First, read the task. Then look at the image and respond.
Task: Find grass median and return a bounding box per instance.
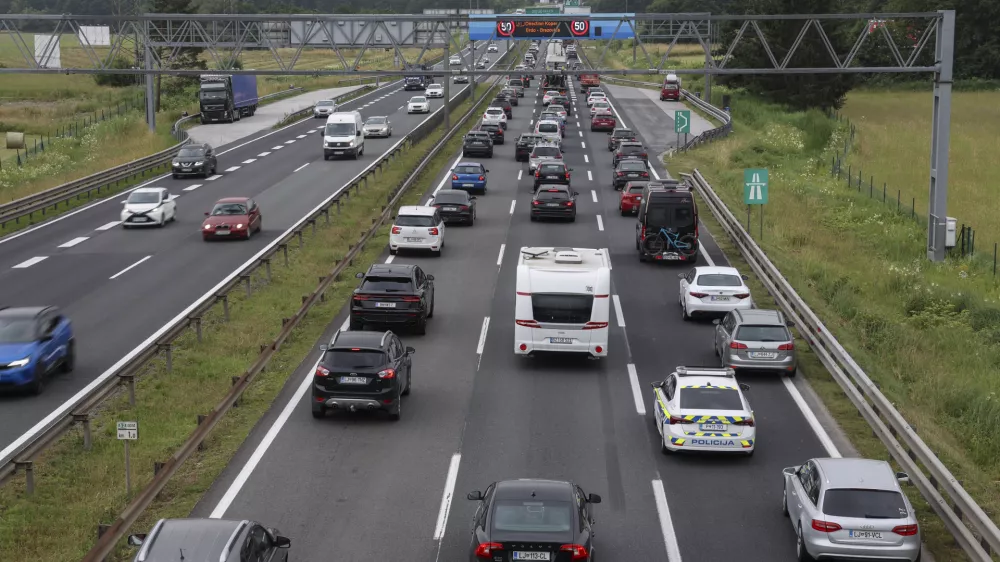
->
[668,86,998,562]
[0,74,504,562]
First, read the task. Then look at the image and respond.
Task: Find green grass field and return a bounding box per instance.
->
[669,86,1000,562]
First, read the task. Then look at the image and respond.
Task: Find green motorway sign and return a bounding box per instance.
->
[674,109,691,134]
[743,168,769,205]
[526,7,561,13]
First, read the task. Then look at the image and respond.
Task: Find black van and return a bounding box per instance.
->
[635,181,699,263]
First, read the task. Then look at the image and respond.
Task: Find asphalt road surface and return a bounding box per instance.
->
[195,47,852,562]
[0,42,509,456]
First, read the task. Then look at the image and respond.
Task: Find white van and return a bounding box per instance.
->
[514,247,611,358]
[323,111,365,160]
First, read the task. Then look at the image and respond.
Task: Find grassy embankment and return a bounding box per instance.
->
[0,73,503,562]
[664,81,1000,561]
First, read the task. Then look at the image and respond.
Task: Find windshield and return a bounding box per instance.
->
[199,90,227,100]
[646,203,695,228]
[696,274,742,287]
[492,500,572,534]
[211,203,247,216]
[127,191,161,204]
[509,80,523,86]
[325,123,356,136]
[434,193,468,205]
[0,318,35,343]
[540,113,560,121]
[395,215,436,227]
[455,165,483,175]
[536,190,569,201]
[177,148,206,158]
[620,161,647,171]
[486,109,502,115]
[428,84,441,89]
[538,123,558,133]
[323,349,386,370]
[366,117,386,124]
[546,91,559,96]
[410,97,427,103]
[360,276,414,291]
[680,387,744,410]
[735,325,790,342]
[823,489,908,519]
[533,147,560,157]
[316,100,335,107]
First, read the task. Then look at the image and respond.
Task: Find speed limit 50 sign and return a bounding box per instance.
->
[494,18,592,38]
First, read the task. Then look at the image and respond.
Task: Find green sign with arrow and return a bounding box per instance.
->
[743,168,769,205]
[674,109,691,134]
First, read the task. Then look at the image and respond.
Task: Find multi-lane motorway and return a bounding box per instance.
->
[191,43,852,561]
[0,43,509,455]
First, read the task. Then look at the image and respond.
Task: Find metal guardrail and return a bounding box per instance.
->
[685,167,1000,562]
[78,47,516,562]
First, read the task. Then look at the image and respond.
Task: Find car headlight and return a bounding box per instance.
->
[204,224,212,229]
[8,357,30,368]
[236,223,244,229]
[194,161,203,166]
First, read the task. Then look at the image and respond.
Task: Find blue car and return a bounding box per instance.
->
[450,162,489,194]
[0,306,75,394]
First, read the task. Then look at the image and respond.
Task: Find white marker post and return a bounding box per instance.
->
[117,421,138,494]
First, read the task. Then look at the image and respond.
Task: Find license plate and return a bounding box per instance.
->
[334,151,344,155]
[700,423,727,431]
[405,237,423,242]
[444,207,458,211]
[513,553,551,561]
[181,168,192,172]
[711,296,731,301]
[749,351,778,359]
[339,376,367,384]
[473,142,484,145]
[546,175,558,179]
[550,337,573,344]
[132,217,148,222]
[659,253,680,260]
[375,302,397,308]
[215,230,230,235]
[463,183,475,187]
[849,530,883,539]
[547,203,560,207]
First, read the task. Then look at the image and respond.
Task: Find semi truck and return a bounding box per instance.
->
[404,64,440,91]
[199,74,259,124]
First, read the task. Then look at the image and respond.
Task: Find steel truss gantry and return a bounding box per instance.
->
[0,11,955,261]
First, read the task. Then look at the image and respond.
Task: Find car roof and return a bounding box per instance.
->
[133,187,166,194]
[137,519,245,562]
[495,479,574,501]
[537,119,560,124]
[457,161,485,167]
[215,197,249,204]
[535,184,571,193]
[734,309,784,325]
[331,330,389,349]
[538,160,567,167]
[694,266,741,277]
[814,458,898,491]
[397,205,437,216]
[619,141,643,147]
[0,306,49,319]
[613,128,634,133]
[434,189,469,198]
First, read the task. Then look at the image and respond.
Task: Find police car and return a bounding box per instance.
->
[650,366,755,456]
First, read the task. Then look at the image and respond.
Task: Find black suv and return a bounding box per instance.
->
[515,133,543,161]
[128,519,290,562]
[613,141,649,167]
[499,89,519,106]
[312,330,414,420]
[350,263,435,334]
[171,143,218,178]
[491,97,513,118]
[462,132,494,158]
[607,127,637,151]
[533,161,572,190]
[530,185,578,222]
[478,123,505,144]
[636,181,699,263]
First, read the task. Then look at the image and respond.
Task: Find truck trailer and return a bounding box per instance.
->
[199,74,259,124]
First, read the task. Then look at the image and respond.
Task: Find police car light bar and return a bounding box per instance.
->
[675,366,736,377]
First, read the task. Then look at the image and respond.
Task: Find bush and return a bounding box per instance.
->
[94,57,137,88]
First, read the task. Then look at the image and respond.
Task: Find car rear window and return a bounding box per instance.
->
[550,105,565,111]
[538,123,558,133]
[492,500,572,533]
[360,276,414,291]
[620,161,646,171]
[628,184,647,194]
[695,274,742,287]
[434,192,468,205]
[614,130,634,138]
[395,215,437,227]
[509,79,523,86]
[735,325,790,342]
[539,164,565,174]
[323,349,387,370]
[645,202,695,228]
[455,165,483,174]
[481,124,499,131]
[531,294,593,324]
[533,146,560,157]
[679,387,744,410]
[536,190,569,201]
[486,108,503,115]
[823,489,908,519]
[620,145,644,154]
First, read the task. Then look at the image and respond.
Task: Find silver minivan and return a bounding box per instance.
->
[713,309,797,375]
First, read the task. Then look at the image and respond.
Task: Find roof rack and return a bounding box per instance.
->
[675,366,736,378]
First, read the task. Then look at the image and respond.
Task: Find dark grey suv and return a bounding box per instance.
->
[171,143,217,179]
[128,518,290,562]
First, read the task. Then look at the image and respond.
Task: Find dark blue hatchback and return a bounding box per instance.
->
[0,306,75,394]
[450,162,489,194]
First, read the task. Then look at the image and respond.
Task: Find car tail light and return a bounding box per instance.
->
[479,175,485,181]
[555,154,562,158]
[474,542,503,558]
[641,153,648,158]
[595,345,603,353]
[314,365,330,377]
[519,343,528,351]
[516,319,541,328]
[641,172,649,177]
[668,415,689,425]
[401,296,421,302]
[452,174,459,180]
[735,417,755,426]
[617,172,625,177]
[565,173,571,179]
[560,544,588,560]
[778,342,794,351]
[893,524,919,536]
[582,321,607,330]
[391,226,401,234]
[377,368,396,379]
[565,201,574,207]
[353,294,372,301]
[689,292,708,298]
[811,520,842,533]
[459,205,469,211]
[428,227,439,235]
[532,200,542,206]
[535,171,540,178]
[730,342,749,349]
[734,293,750,299]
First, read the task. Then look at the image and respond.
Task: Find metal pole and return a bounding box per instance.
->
[927,10,954,262]
[124,440,132,495]
[143,20,156,132]
[703,20,713,106]
[470,39,477,90]
[443,38,451,131]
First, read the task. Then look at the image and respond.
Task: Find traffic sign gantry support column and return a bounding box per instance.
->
[927,9,955,262]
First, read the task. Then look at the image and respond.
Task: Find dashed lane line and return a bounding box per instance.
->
[58,236,89,248]
[12,256,48,269]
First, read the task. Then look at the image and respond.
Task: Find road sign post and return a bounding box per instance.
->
[117,421,138,494]
[743,168,769,238]
[674,109,690,150]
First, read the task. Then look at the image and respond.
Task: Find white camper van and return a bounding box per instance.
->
[514,247,611,358]
[323,111,365,160]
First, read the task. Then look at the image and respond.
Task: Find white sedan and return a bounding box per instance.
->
[449,55,462,65]
[407,96,430,113]
[679,266,753,320]
[425,84,444,98]
[482,107,508,129]
[587,93,608,107]
[590,100,612,116]
[542,90,559,105]
[121,187,176,228]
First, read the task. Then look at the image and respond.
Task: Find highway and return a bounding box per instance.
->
[0,42,509,454]
[194,42,850,562]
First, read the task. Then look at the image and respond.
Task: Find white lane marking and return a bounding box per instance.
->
[783,377,842,457]
[12,256,47,269]
[95,221,121,230]
[210,354,320,518]
[578,131,583,137]
[293,163,309,173]
[306,130,316,134]
[257,151,271,158]
[242,159,257,164]
[183,184,203,192]
[587,170,593,182]
[109,255,152,280]
[576,121,581,128]
[426,197,434,205]
[497,244,505,267]
[652,480,683,561]
[433,154,464,196]
[58,236,89,248]
[398,105,404,111]
[433,453,462,540]
[529,119,533,126]
[284,140,296,144]
[627,364,646,415]
[584,154,589,163]
[206,174,223,181]
[224,166,241,172]
[296,134,307,139]
[339,317,350,332]
[699,244,715,266]
[612,295,626,327]
[596,215,604,231]
[517,170,523,181]
[509,199,516,214]
[591,190,598,203]
[384,254,395,264]
[271,146,283,150]
[476,317,490,355]
[581,141,586,149]
[650,167,661,180]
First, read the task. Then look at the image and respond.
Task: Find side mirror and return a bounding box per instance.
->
[406,346,415,354]
[469,196,477,200]
[786,320,795,327]
[484,169,489,173]
[569,168,574,171]
[739,383,750,392]
[572,191,579,197]
[319,344,328,351]
[127,534,146,547]
[896,472,910,483]
[712,319,721,325]
[355,272,365,279]
[426,274,435,280]
[782,467,796,477]
[607,132,612,135]
[649,381,662,388]
[274,536,291,548]
[204,212,210,216]
[467,490,484,501]
[122,200,128,204]
[741,274,750,281]
[356,131,362,137]
[588,493,602,504]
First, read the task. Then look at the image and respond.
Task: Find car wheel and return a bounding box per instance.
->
[402,366,412,396]
[796,525,814,562]
[415,314,428,335]
[28,364,45,395]
[782,489,789,516]
[660,426,670,455]
[530,215,537,222]
[389,248,398,256]
[681,301,690,321]
[427,297,435,319]
[312,403,325,419]
[620,207,628,216]
[389,390,402,421]
[62,339,75,373]
[462,151,467,156]
[172,174,178,179]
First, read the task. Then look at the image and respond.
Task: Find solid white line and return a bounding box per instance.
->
[596,215,604,231]
[398,106,404,111]
[183,184,202,192]
[433,453,462,540]
[698,244,715,266]
[339,317,350,332]
[109,255,152,280]
[284,139,296,144]
[433,154,463,195]
[296,134,307,139]
[224,166,241,172]
[384,254,395,264]
[783,377,842,457]
[293,163,309,173]
[587,170,593,182]
[652,479,683,562]
[58,236,89,248]
[584,154,589,163]
[581,141,586,149]
[509,199,516,214]
[211,355,320,518]
[591,190,597,203]
[612,295,625,327]
[627,364,646,415]
[650,167,661,180]
[95,221,121,230]
[257,151,271,157]
[271,146,283,150]
[12,256,47,269]
[206,174,223,181]
[497,244,505,267]
[476,317,490,355]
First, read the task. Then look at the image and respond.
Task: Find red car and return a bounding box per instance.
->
[619,181,648,215]
[202,197,262,240]
[591,113,616,132]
